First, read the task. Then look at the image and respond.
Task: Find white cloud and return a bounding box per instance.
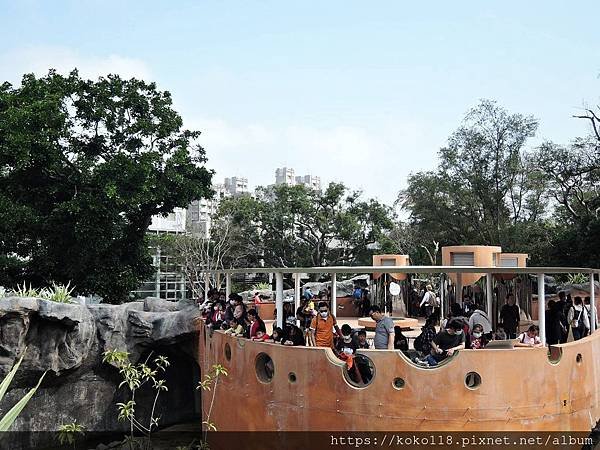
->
[0,45,152,84]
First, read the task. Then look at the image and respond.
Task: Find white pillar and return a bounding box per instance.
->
[275,272,284,329]
[204,273,210,303]
[439,274,445,319]
[537,273,546,345]
[294,273,301,317]
[155,246,161,298]
[225,273,231,299]
[486,273,493,325]
[591,271,596,333]
[456,273,462,306]
[331,273,337,316]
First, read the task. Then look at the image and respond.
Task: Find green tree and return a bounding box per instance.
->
[0,70,213,302]
[399,100,554,261]
[216,183,396,269]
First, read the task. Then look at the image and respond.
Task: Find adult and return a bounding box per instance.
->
[369,305,394,350]
[246,309,266,339]
[393,326,409,352]
[468,308,493,340]
[499,293,520,339]
[545,300,566,345]
[556,291,569,343]
[419,284,436,318]
[567,296,589,341]
[418,318,465,367]
[282,317,305,346]
[303,286,314,301]
[515,325,542,347]
[309,302,341,348]
[584,297,597,336]
[413,316,438,356]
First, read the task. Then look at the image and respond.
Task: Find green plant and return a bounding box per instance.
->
[12,282,39,298]
[46,282,75,303]
[251,282,272,291]
[567,273,589,285]
[58,421,86,449]
[0,349,47,432]
[197,364,228,444]
[103,350,170,449]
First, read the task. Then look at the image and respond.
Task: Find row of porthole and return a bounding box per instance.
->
[220,342,583,389]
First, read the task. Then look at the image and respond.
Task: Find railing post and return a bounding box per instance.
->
[225,273,231,300]
[294,273,301,320]
[331,273,337,316]
[486,273,493,326]
[591,271,596,333]
[537,273,546,345]
[275,272,284,329]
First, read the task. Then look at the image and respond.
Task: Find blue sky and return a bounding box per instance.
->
[1,1,599,205]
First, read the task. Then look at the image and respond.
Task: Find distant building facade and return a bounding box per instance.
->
[275,167,296,186]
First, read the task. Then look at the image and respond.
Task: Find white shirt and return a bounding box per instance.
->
[518,332,541,345]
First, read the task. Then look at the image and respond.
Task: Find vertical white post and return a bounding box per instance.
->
[331,273,337,316]
[384,273,388,314]
[204,273,210,303]
[275,272,284,329]
[225,273,231,299]
[537,273,546,345]
[294,273,301,316]
[591,271,596,333]
[486,273,493,325]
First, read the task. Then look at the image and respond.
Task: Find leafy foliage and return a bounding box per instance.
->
[0,70,213,303]
[58,421,86,448]
[215,183,397,269]
[103,349,170,447]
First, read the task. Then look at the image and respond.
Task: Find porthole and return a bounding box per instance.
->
[224,343,231,361]
[343,354,375,388]
[392,377,405,390]
[547,346,562,365]
[255,353,274,383]
[465,372,481,390]
[576,353,583,364]
[288,372,297,383]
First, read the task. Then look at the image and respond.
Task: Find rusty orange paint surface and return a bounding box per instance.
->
[200,321,600,431]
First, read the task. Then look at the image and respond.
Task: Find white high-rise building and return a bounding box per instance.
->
[295,174,321,191]
[224,176,248,196]
[148,208,187,233]
[275,167,295,186]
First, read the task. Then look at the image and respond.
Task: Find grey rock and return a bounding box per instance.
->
[0,296,202,450]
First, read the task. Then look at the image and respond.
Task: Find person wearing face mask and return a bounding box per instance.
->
[468,323,488,349]
[417,318,465,367]
[309,302,342,348]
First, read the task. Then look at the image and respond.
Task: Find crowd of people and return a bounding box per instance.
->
[201,284,598,374]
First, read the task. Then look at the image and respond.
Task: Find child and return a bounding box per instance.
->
[515,325,542,347]
[268,327,283,343]
[251,330,271,341]
[494,323,507,340]
[224,318,243,336]
[355,330,370,349]
[469,323,487,349]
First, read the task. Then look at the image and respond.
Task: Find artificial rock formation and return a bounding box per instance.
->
[0,296,201,449]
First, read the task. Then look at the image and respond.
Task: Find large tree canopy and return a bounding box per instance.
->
[0,70,213,302]
[399,100,555,263]
[215,183,397,270]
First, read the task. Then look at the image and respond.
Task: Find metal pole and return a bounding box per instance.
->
[155,246,161,298]
[537,273,546,345]
[591,271,596,333]
[384,273,388,314]
[440,273,445,320]
[294,273,301,317]
[225,273,231,299]
[275,272,284,329]
[486,273,493,325]
[331,273,337,317]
